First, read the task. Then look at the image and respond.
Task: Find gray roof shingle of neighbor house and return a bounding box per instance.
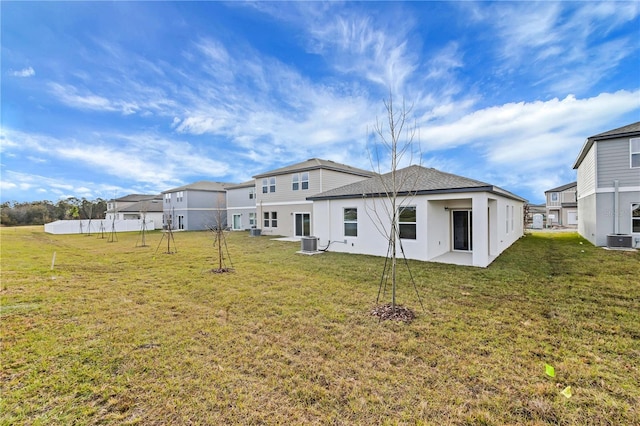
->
[545,182,577,193]
[162,180,235,193]
[119,199,164,213]
[224,180,255,190]
[573,121,640,169]
[112,194,159,202]
[308,164,527,202]
[253,158,375,179]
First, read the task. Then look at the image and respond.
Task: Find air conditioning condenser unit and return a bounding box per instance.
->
[606,234,633,248]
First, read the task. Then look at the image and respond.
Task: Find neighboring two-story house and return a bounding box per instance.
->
[162,181,232,231]
[544,182,577,228]
[253,158,375,237]
[105,194,163,228]
[572,121,640,247]
[225,180,257,231]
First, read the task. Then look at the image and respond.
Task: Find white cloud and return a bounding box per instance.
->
[416,89,639,201]
[2,127,232,193]
[420,90,639,153]
[0,181,17,191]
[9,67,35,77]
[476,2,640,94]
[48,83,118,113]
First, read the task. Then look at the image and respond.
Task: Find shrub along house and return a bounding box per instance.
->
[308,165,526,267]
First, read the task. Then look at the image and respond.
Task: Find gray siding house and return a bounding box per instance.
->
[544,182,577,227]
[572,121,640,247]
[162,181,233,231]
[254,158,375,238]
[225,180,257,231]
[106,194,159,221]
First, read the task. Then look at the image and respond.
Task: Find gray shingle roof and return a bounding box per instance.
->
[573,121,640,169]
[545,182,577,193]
[308,165,526,202]
[111,194,159,202]
[118,199,164,213]
[224,180,255,190]
[253,158,375,179]
[588,121,640,140]
[162,180,234,193]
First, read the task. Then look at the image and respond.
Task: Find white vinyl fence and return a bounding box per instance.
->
[44,219,155,235]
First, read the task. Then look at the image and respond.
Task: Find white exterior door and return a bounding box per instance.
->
[567,211,578,225]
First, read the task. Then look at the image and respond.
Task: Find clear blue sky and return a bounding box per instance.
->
[2,1,639,204]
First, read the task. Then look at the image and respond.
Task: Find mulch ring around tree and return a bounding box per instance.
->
[371,303,416,323]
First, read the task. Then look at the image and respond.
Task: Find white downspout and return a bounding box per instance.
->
[614,180,619,234]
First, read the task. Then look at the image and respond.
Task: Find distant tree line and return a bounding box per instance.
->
[0,198,107,226]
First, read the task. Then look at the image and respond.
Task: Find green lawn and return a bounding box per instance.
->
[1,227,638,425]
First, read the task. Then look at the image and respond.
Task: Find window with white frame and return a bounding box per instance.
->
[292,172,309,191]
[269,177,276,193]
[263,211,277,228]
[506,205,509,233]
[344,208,357,237]
[249,212,256,227]
[164,193,171,203]
[249,188,255,199]
[551,192,559,202]
[631,138,640,168]
[398,206,417,239]
[511,205,514,231]
[176,191,184,202]
[262,178,268,194]
[632,203,640,233]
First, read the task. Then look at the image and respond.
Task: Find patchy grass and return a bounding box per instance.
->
[1,226,638,425]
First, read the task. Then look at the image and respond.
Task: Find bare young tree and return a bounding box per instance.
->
[208,193,233,273]
[367,93,423,320]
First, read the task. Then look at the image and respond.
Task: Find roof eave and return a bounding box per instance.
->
[309,185,526,203]
[254,164,373,179]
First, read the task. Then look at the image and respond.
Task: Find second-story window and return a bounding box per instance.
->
[269,177,276,193]
[551,193,558,202]
[292,172,309,191]
[164,193,171,203]
[176,191,184,202]
[249,188,255,199]
[262,178,268,194]
[631,138,640,168]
